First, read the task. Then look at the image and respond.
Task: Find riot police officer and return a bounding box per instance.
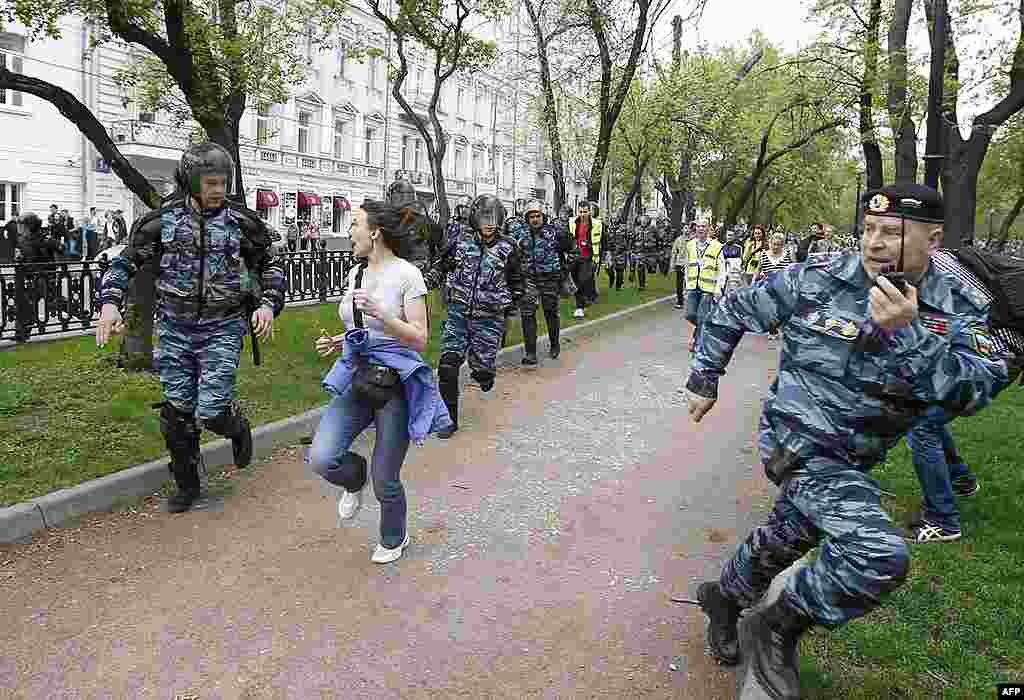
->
[424,195,524,438]
[96,143,286,513]
[387,176,443,274]
[685,183,1006,698]
[603,215,631,291]
[518,200,572,364]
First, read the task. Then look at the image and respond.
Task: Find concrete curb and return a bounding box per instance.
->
[0,294,674,544]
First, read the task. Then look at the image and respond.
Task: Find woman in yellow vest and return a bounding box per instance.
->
[742,226,766,285]
[684,223,725,353]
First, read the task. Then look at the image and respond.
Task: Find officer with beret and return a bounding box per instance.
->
[683,182,1007,698]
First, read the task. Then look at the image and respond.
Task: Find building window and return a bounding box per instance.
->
[257,104,272,146]
[364,127,375,163]
[474,91,481,122]
[457,88,464,113]
[298,110,312,154]
[337,40,347,78]
[414,139,423,172]
[334,119,347,159]
[401,135,409,170]
[0,35,26,107]
[0,183,21,220]
[368,56,378,90]
[416,67,425,95]
[454,147,464,178]
[472,150,482,178]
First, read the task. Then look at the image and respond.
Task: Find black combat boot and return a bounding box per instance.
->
[521,316,538,366]
[167,448,202,514]
[545,308,561,358]
[739,595,812,700]
[438,377,459,439]
[205,404,253,468]
[696,581,742,666]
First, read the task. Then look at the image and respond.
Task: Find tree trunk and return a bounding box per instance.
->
[524,0,567,213]
[997,190,1024,251]
[888,0,918,183]
[0,68,158,207]
[862,0,884,188]
[942,126,994,249]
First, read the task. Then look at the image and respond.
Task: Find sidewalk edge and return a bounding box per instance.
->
[1,294,673,544]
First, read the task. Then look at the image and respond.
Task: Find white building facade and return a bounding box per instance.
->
[0,5,590,234]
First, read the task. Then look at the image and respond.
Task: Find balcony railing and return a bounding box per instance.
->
[108,119,202,151]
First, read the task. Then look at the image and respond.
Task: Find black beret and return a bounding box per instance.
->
[861,183,943,223]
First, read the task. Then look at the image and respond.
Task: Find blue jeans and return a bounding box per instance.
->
[308,388,411,548]
[907,407,972,531]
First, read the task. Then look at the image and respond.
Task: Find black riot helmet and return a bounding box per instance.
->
[636,214,650,229]
[559,205,573,220]
[388,178,417,207]
[589,201,600,219]
[514,198,528,217]
[470,194,506,232]
[454,204,470,221]
[174,142,235,197]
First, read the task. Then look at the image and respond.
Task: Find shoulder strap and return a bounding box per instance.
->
[352,262,367,329]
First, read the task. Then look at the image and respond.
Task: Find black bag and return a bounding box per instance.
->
[350,263,402,410]
[952,248,1024,333]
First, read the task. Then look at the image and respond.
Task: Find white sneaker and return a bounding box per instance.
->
[336,487,363,524]
[371,533,411,564]
[574,308,585,319]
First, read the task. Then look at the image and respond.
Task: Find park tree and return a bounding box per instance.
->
[0,0,347,368]
[924,0,1024,247]
[367,0,506,227]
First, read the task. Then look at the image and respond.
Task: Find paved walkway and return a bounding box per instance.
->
[0,305,778,699]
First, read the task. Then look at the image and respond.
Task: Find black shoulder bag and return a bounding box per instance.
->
[350,263,402,410]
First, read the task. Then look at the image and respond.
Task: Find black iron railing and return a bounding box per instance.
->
[0,245,355,344]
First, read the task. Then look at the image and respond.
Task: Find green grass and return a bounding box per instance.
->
[0,271,675,506]
[800,387,1024,699]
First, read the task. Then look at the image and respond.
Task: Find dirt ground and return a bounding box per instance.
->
[0,305,777,699]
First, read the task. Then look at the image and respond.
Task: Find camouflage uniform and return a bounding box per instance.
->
[687,252,1006,627]
[425,221,523,404]
[656,224,672,275]
[602,222,630,290]
[99,198,286,496]
[518,221,572,360]
[632,226,657,289]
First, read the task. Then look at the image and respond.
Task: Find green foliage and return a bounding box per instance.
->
[0,276,675,506]
[802,387,1024,698]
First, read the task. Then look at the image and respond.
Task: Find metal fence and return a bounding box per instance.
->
[0,247,355,344]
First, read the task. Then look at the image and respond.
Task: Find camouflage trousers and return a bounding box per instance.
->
[719,457,910,628]
[441,302,506,375]
[155,314,246,420]
[519,275,561,320]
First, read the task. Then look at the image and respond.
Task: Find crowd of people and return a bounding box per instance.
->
[90,142,1024,698]
[1,204,129,264]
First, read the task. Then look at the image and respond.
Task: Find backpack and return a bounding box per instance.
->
[952,247,1024,333]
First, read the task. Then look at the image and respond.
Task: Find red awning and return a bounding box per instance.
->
[334,196,351,211]
[298,192,322,207]
[256,190,279,208]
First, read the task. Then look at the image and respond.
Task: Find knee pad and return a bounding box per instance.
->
[202,401,246,438]
[438,352,463,384]
[159,402,198,447]
[373,477,404,502]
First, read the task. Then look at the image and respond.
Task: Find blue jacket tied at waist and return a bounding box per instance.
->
[322,329,453,444]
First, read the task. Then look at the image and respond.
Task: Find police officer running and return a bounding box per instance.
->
[518,200,573,365]
[684,183,1006,699]
[96,143,286,514]
[386,177,442,274]
[424,195,524,438]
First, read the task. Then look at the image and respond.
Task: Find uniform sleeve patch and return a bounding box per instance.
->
[969,328,997,359]
[919,313,951,336]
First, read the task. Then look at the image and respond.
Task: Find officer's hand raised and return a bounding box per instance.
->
[687,392,716,423]
[869,277,918,331]
[96,303,124,348]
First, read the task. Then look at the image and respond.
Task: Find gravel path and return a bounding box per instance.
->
[0,304,778,699]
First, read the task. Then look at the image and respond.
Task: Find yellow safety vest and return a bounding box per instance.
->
[743,239,764,275]
[569,218,604,257]
[686,238,723,293]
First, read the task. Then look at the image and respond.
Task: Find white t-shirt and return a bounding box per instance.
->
[339,258,428,340]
